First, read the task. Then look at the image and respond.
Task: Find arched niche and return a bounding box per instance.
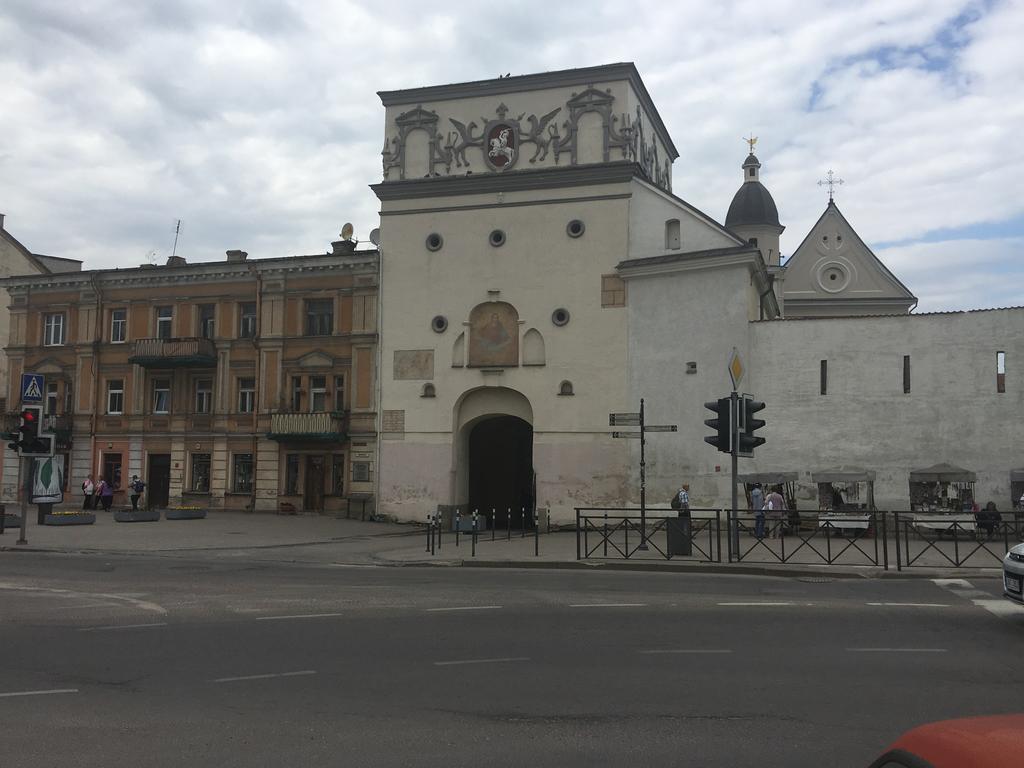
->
[468,301,518,368]
[522,328,545,366]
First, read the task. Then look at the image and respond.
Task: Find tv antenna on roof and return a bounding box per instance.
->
[171,219,183,256]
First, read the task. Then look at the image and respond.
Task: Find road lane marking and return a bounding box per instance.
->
[932,578,1024,618]
[255,613,345,621]
[213,670,317,683]
[717,601,795,606]
[0,583,167,614]
[434,657,529,667]
[639,649,733,655]
[846,648,947,653]
[0,688,79,699]
[866,602,950,608]
[78,622,168,632]
[425,605,502,612]
[568,603,646,608]
[971,599,1024,617]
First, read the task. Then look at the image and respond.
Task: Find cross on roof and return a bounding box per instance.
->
[744,134,758,154]
[818,169,844,203]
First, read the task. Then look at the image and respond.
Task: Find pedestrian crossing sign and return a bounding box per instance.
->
[21,373,44,403]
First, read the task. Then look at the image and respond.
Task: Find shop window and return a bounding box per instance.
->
[107,380,124,415]
[310,376,327,412]
[43,313,65,346]
[820,360,828,396]
[285,454,300,495]
[111,308,127,343]
[903,355,911,394]
[997,351,1006,394]
[156,306,173,339]
[239,302,257,338]
[305,299,334,336]
[237,378,255,413]
[232,453,254,493]
[194,379,212,414]
[198,304,215,339]
[152,378,171,414]
[332,454,345,496]
[103,453,122,491]
[191,454,211,493]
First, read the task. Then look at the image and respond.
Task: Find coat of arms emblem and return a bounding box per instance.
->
[484,122,517,171]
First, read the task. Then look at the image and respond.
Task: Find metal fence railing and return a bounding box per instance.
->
[892,512,1018,570]
[730,511,886,568]
[575,508,722,563]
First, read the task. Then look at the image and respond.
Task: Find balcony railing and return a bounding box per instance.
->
[268,411,347,443]
[128,337,217,368]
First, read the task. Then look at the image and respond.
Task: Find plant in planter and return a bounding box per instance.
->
[44,510,96,526]
[166,504,207,520]
[114,507,161,523]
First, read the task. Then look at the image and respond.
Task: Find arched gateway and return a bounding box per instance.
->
[454,387,534,529]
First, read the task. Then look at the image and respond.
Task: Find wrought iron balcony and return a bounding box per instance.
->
[267,411,347,443]
[128,337,217,368]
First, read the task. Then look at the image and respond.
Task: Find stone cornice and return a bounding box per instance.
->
[372,162,640,201]
[378,62,678,159]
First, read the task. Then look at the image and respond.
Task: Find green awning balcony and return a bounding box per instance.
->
[128,337,217,368]
[268,412,347,443]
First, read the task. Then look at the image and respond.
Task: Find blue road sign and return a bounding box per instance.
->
[21,373,44,403]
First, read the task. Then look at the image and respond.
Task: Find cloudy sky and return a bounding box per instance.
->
[2,0,1021,312]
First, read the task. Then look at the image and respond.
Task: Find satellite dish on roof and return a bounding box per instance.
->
[369,228,381,246]
[341,222,354,241]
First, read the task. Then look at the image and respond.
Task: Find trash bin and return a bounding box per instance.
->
[666,510,692,557]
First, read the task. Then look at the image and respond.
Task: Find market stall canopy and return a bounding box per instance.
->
[1011,469,1024,482]
[738,472,798,484]
[909,463,977,483]
[812,466,876,483]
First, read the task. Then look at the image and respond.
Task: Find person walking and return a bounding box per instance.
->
[130,475,146,511]
[98,476,114,512]
[676,484,690,513]
[751,483,765,539]
[766,486,786,538]
[82,474,95,511]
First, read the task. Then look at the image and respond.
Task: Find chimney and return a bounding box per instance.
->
[331,240,356,255]
[165,255,187,267]
[226,249,248,263]
[0,213,5,230]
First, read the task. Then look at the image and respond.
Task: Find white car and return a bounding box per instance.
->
[1003,542,1024,604]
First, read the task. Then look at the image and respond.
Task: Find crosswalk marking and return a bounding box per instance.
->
[932,578,1024,619]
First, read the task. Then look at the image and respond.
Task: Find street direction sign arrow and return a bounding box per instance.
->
[611,431,641,439]
[609,413,641,426]
[643,425,678,432]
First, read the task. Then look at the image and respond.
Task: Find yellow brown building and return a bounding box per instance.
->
[1,242,378,514]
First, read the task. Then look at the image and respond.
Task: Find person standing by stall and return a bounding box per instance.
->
[766,486,786,538]
[751,483,765,539]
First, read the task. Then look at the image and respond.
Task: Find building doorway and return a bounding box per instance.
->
[147,454,171,509]
[467,415,534,529]
[305,455,325,513]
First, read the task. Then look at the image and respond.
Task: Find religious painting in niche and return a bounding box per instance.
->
[484,122,517,171]
[468,302,518,367]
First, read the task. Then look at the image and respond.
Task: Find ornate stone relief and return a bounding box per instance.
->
[381,88,672,192]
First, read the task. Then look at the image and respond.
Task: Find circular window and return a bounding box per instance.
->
[425,233,443,251]
[430,315,448,333]
[489,229,506,247]
[816,261,852,293]
[566,219,585,238]
[551,308,570,327]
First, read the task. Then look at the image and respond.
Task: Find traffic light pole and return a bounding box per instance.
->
[730,390,739,561]
[638,398,648,551]
[17,456,29,545]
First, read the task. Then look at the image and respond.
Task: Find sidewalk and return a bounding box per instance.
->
[0,511,1011,579]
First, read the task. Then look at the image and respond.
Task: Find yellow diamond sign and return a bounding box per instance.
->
[728,348,744,390]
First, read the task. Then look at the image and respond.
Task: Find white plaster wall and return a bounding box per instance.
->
[628,180,741,259]
[747,309,1024,509]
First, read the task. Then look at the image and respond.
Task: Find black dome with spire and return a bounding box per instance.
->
[725,153,781,229]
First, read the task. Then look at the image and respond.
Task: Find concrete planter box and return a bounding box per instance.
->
[165,508,207,520]
[114,509,161,523]
[2,514,23,529]
[44,513,96,526]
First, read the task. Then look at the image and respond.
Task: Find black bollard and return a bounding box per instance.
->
[491,508,496,542]
[455,510,461,547]
[507,507,511,541]
[534,510,539,557]
[472,510,478,557]
[521,507,526,538]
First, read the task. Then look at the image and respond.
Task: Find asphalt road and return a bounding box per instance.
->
[0,553,1021,767]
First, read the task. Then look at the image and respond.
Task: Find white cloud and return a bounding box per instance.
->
[0,0,1021,312]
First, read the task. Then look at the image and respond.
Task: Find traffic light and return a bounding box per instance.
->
[703,397,732,453]
[738,398,766,455]
[12,405,53,457]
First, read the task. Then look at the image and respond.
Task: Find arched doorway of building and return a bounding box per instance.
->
[467,415,534,529]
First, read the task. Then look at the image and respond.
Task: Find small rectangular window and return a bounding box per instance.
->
[111,309,127,343]
[198,304,215,339]
[997,351,1006,394]
[239,302,257,339]
[43,313,65,346]
[285,454,300,495]
[107,380,124,415]
[820,360,828,396]
[152,378,171,414]
[332,454,345,496]
[232,453,254,493]
[334,376,345,411]
[305,299,333,336]
[191,453,211,493]
[310,375,327,412]
[292,376,303,412]
[194,379,213,414]
[237,377,256,414]
[156,306,173,339]
[903,355,911,394]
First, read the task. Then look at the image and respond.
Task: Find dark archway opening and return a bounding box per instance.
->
[468,415,534,529]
